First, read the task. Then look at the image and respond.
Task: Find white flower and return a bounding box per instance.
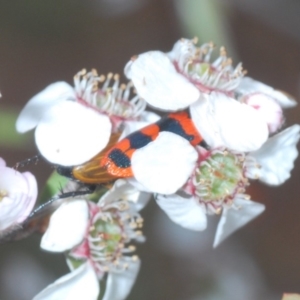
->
[156,124,300,247]
[125,39,243,111]
[125,39,269,152]
[16,70,151,166]
[33,262,99,300]
[241,93,284,134]
[246,124,300,185]
[190,92,268,152]
[35,181,146,300]
[129,131,199,194]
[236,76,297,109]
[0,158,38,231]
[236,77,297,134]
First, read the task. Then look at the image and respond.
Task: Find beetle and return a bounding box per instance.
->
[58,110,205,184]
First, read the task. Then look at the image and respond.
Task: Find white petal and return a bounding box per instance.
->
[0,157,6,167]
[131,132,198,194]
[237,77,297,108]
[33,262,99,300]
[243,93,283,134]
[0,168,37,230]
[35,101,112,166]
[156,194,207,231]
[16,82,75,133]
[16,171,38,222]
[125,51,200,111]
[99,179,148,207]
[247,124,300,185]
[102,259,140,300]
[41,200,89,252]
[213,197,265,247]
[134,191,151,211]
[190,92,269,152]
[167,38,196,62]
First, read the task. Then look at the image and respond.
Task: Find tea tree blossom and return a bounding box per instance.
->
[128,131,199,194]
[125,39,245,110]
[0,157,37,231]
[15,69,155,166]
[236,76,297,134]
[189,91,268,152]
[156,124,300,247]
[34,181,145,300]
[2,36,299,300]
[125,39,272,152]
[236,76,297,109]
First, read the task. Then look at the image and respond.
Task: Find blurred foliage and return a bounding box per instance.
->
[175,0,237,58]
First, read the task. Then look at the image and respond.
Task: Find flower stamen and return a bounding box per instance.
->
[186,148,248,214]
[73,70,146,129]
[173,39,245,95]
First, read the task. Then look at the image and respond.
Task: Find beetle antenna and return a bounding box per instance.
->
[14,154,41,169]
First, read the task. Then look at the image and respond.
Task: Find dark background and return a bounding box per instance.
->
[0,1,300,299]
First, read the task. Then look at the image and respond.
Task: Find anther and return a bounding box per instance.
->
[215,208,222,215]
[131,55,138,61]
[103,266,109,272]
[113,260,119,266]
[91,69,98,76]
[130,222,137,229]
[220,46,227,56]
[136,217,144,223]
[128,245,136,251]
[132,255,138,261]
[80,69,87,75]
[192,36,198,44]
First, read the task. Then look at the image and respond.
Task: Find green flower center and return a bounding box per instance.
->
[90,217,123,257]
[195,151,246,203]
[189,62,210,76]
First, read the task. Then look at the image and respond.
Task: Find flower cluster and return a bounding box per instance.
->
[33,180,148,300]
[0,38,299,299]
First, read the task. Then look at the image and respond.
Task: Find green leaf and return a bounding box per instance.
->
[39,171,69,204]
[0,107,32,149]
[175,0,237,58]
